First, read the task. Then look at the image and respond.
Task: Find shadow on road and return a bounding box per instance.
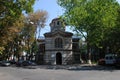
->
[9,64,120,72]
[67,65,118,72]
[49,65,120,72]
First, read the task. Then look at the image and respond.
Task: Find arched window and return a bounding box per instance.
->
[57,21,60,26]
[55,38,63,48]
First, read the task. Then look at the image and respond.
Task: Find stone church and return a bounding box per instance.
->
[37,18,80,65]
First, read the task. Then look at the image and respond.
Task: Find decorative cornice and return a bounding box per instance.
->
[44,30,73,37]
[45,49,72,51]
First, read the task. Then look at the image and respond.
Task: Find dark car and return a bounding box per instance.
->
[0,61,2,65]
[16,60,24,66]
[22,61,36,66]
[115,57,120,68]
[98,59,105,66]
[9,60,16,64]
[16,60,36,66]
[0,61,11,66]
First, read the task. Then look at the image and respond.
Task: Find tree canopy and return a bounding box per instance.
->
[58,0,120,61]
[58,0,119,46]
[1,10,48,60]
[0,0,35,53]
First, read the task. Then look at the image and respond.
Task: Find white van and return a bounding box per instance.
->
[105,54,116,65]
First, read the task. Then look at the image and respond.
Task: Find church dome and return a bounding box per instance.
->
[49,18,65,32]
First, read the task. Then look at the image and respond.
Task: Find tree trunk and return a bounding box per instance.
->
[87,41,92,64]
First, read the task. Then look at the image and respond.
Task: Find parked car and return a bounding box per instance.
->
[0,61,2,65]
[115,57,120,68]
[9,60,16,64]
[105,54,116,65]
[0,61,11,66]
[16,60,36,66]
[22,61,36,66]
[98,59,105,65]
[16,60,24,66]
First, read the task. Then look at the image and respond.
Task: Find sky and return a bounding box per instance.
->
[33,0,64,37]
[33,0,120,37]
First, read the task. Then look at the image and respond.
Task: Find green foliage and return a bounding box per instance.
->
[1,10,48,60]
[58,0,120,60]
[0,0,35,53]
[105,8,120,54]
[58,0,120,47]
[0,14,25,53]
[31,40,39,54]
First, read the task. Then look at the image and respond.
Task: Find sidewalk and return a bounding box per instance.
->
[23,63,117,71]
[24,63,100,70]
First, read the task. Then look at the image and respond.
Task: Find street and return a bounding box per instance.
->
[0,65,120,80]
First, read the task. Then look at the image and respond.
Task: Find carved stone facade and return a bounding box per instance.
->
[37,18,80,65]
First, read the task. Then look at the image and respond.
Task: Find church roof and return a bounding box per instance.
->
[51,18,61,23]
[44,30,73,37]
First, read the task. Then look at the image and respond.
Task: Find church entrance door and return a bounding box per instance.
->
[56,53,62,65]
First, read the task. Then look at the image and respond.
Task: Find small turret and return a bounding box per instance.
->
[49,18,65,32]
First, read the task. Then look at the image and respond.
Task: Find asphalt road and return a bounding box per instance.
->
[0,66,120,80]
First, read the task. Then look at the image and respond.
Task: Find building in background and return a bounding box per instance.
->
[37,18,80,65]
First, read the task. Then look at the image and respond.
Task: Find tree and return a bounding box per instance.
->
[0,0,35,53]
[106,8,120,55]
[2,9,48,60]
[21,10,48,59]
[58,0,120,63]
[27,10,48,39]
